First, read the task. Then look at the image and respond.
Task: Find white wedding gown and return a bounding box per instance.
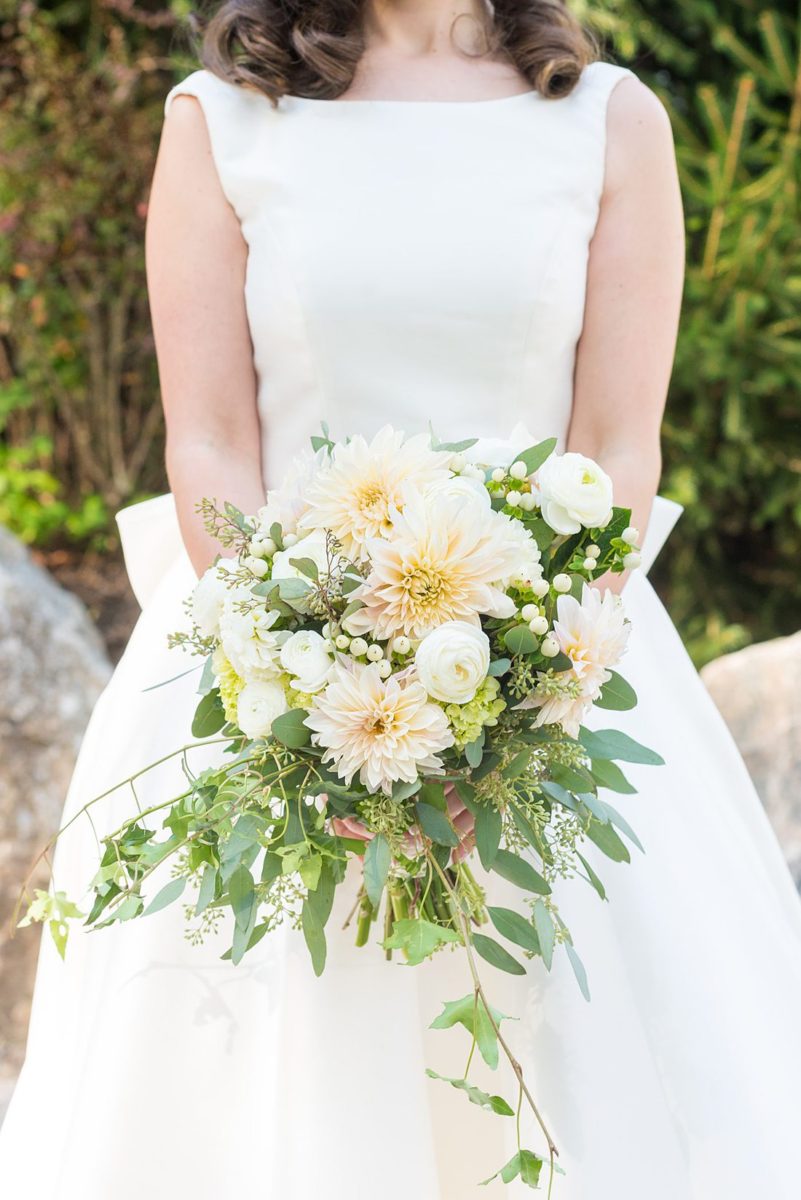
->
[3,61,801,1200]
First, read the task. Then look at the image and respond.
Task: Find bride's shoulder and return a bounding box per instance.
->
[583,61,676,188]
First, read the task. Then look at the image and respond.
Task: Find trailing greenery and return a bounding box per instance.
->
[1,1,799,664]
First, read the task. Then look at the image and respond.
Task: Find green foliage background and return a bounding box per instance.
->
[1,0,799,665]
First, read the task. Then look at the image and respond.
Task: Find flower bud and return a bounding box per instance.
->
[244,556,269,578]
[335,634,350,650]
[582,557,597,571]
[350,637,369,657]
[377,659,392,678]
[521,603,539,621]
[366,644,384,662]
[531,579,550,598]
[622,526,639,546]
[529,616,549,636]
[518,492,536,511]
[392,635,411,656]
[450,453,465,473]
[506,491,522,508]
[553,574,572,593]
[586,544,601,559]
[491,468,506,484]
[623,551,642,570]
[510,461,528,480]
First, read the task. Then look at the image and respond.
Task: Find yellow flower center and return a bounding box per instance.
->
[366,709,397,736]
[404,564,445,609]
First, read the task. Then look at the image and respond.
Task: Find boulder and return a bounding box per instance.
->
[0,528,111,1101]
[702,631,801,887]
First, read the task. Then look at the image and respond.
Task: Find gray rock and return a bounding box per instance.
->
[702,631,801,887]
[0,528,111,1089]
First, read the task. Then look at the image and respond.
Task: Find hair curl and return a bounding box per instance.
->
[197,1,600,104]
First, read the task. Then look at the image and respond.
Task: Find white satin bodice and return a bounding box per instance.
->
[165,61,634,486]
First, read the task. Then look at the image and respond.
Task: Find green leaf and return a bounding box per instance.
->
[363,833,391,907]
[301,900,327,976]
[299,853,323,891]
[390,778,423,802]
[566,942,591,1001]
[481,1149,543,1188]
[487,658,511,677]
[474,804,502,870]
[191,691,225,738]
[195,863,218,916]
[228,864,256,931]
[487,906,541,953]
[384,918,460,966]
[276,577,311,601]
[430,992,510,1070]
[532,900,555,969]
[590,758,637,795]
[415,801,459,848]
[472,932,527,976]
[551,761,595,793]
[142,876,185,917]
[305,860,336,928]
[602,802,645,853]
[579,727,664,766]
[512,437,557,475]
[585,817,631,863]
[288,556,319,581]
[425,1070,514,1117]
[577,851,606,900]
[503,624,540,656]
[491,849,551,895]
[501,749,530,779]
[271,708,311,749]
[464,728,485,769]
[596,670,638,711]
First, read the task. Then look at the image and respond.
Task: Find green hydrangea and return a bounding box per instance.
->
[444,676,507,749]
[214,650,245,724]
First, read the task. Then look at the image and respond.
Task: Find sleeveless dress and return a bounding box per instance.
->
[3,61,801,1200]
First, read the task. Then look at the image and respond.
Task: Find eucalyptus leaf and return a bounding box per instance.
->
[472,932,527,976]
[474,804,502,870]
[577,851,606,900]
[195,863,219,916]
[503,625,540,656]
[228,864,256,932]
[565,942,591,1001]
[288,556,319,581]
[512,437,557,475]
[415,801,460,848]
[585,817,631,863]
[363,833,391,907]
[487,906,541,953]
[487,657,511,677]
[532,900,555,970]
[464,729,485,769]
[191,691,225,738]
[596,670,638,711]
[301,900,327,976]
[142,876,185,918]
[590,758,637,795]
[579,727,664,766]
[491,849,550,895]
[271,708,311,749]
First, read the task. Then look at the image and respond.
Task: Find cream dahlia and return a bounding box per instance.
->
[297,426,450,561]
[305,660,454,794]
[346,487,538,641]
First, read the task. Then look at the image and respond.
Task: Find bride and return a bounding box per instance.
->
[3,1,801,1197]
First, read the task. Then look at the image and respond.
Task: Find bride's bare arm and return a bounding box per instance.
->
[567,76,685,591]
[146,94,266,576]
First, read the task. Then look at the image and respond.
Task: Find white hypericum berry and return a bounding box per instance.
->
[366,644,384,662]
[623,551,642,570]
[335,634,350,650]
[541,635,561,658]
[586,544,601,559]
[491,468,506,484]
[518,492,536,511]
[392,635,411,656]
[553,574,572,593]
[350,637,368,657]
[506,491,522,508]
[321,622,332,639]
[244,556,269,578]
[510,461,528,481]
[531,579,550,598]
[377,659,392,678]
[450,453,465,473]
[582,557,597,571]
[622,526,639,546]
[282,532,298,547]
[521,603,539,621]
[529,616,549,636]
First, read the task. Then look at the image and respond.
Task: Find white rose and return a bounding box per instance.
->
[190,561,235,638]
[425,474,491,513]
[271,529,332,584]
[219,602,283,679]
[279,630,333,694]
[415,621,490,705]
[236,679,289,739]
[536,452,613,535]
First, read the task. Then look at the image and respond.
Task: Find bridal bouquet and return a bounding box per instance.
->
[20,426,662,1191]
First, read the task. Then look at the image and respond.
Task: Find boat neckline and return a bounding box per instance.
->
[279,88,542,109]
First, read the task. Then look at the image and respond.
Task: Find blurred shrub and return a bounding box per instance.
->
[0,0,193,547]
[1,1,799,664]
[581,1,801,661]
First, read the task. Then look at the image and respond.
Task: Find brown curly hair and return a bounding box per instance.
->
[198,1,600,105]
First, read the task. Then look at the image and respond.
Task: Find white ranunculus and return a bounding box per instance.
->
[415,620,490,705]
[236,679,289,739]
[536,452,613,535]
[271,529,332,585]
[279,630,333,694]
[191,560,237,638]
[219,602,283,680]
[425,474,491,513]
